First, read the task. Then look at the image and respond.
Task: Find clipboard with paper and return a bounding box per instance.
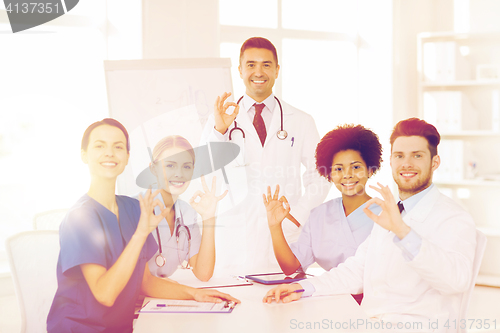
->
[139,298,237,314]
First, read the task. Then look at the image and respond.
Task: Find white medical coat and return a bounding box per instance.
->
[200,96,330,272]
[306,185,477,332]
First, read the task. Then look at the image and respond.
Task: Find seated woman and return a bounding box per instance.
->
[263,124,382,304]
[47,119,238,333]
[147,136,226,281]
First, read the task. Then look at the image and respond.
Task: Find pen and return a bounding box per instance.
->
[224,301,236,309]
[267,289,305,300]
[157,304,199,308]
[231,275,250,282]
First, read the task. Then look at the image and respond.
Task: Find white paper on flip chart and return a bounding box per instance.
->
[128,104,204,203]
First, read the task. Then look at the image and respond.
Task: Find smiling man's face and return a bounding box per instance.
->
[391,136,440,200]
[238,47,279,103]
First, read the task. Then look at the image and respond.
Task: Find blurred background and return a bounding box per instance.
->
[1,1,500,331]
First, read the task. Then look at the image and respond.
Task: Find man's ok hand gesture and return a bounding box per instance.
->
[214,92,239,134]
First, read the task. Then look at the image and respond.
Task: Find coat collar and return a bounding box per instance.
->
[241,94,276,114]
[403,185,440,225]
[235,94,294,145]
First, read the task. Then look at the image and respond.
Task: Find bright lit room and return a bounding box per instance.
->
[1,0,500,332]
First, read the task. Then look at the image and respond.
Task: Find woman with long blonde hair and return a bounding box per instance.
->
[147,135,226,281]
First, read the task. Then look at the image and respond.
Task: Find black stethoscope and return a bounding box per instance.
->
[229,96,288,141]
[154,204,192,269]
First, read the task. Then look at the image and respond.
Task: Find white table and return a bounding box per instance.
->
[134,281,369,333]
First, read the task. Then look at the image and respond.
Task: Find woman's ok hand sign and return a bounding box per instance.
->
[137,189,170,238]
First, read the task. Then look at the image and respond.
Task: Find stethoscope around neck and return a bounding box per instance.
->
[154,204,192,270]
[229,96,288,141]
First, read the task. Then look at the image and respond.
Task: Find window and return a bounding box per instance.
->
[219,0,394,200]
[282,38,358,135]
[219,0,278,29]
[0,0,142,268]
[282,0,357,33]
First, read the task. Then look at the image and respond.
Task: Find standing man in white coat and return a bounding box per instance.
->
[264,118,478,332]
[200,37,330,272]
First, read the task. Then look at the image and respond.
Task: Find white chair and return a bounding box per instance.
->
[6,230,60,333]
[458,229,487,333]
[33,209,68,230]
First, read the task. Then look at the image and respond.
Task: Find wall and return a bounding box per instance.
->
[392,0,454,123]
[470,0,500,32]
[392,0,500,121]
[142,0,220,58]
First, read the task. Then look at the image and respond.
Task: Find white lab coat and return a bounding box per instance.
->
[200,96,330,273]
[307,185,477,332]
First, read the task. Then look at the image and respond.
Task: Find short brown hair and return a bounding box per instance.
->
[390,118,440,157]
[239,37,278,65]
[81,118,130,152]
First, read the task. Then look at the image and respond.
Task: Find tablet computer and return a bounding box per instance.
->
[244,272,313,285]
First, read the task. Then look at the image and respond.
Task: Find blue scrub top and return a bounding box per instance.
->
[47,194,157,333]
[291,197,380,271]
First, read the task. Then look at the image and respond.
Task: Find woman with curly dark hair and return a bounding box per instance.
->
[263,124,382,304]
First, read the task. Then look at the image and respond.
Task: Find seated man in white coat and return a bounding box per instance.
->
[200,37,330,272]
[264,118,477,332]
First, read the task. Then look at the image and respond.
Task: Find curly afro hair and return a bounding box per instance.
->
[315,124,383,182]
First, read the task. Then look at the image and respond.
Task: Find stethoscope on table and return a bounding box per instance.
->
[154,204,192,269]
[229,96,288,141]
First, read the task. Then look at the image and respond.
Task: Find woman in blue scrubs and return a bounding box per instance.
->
[147,135,226,281]
[263,124,382,304]
[47,119,239,333]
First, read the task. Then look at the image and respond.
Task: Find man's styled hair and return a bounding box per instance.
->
[390,118,440,157]
[316,124,383,182]
[239,37,278,65]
